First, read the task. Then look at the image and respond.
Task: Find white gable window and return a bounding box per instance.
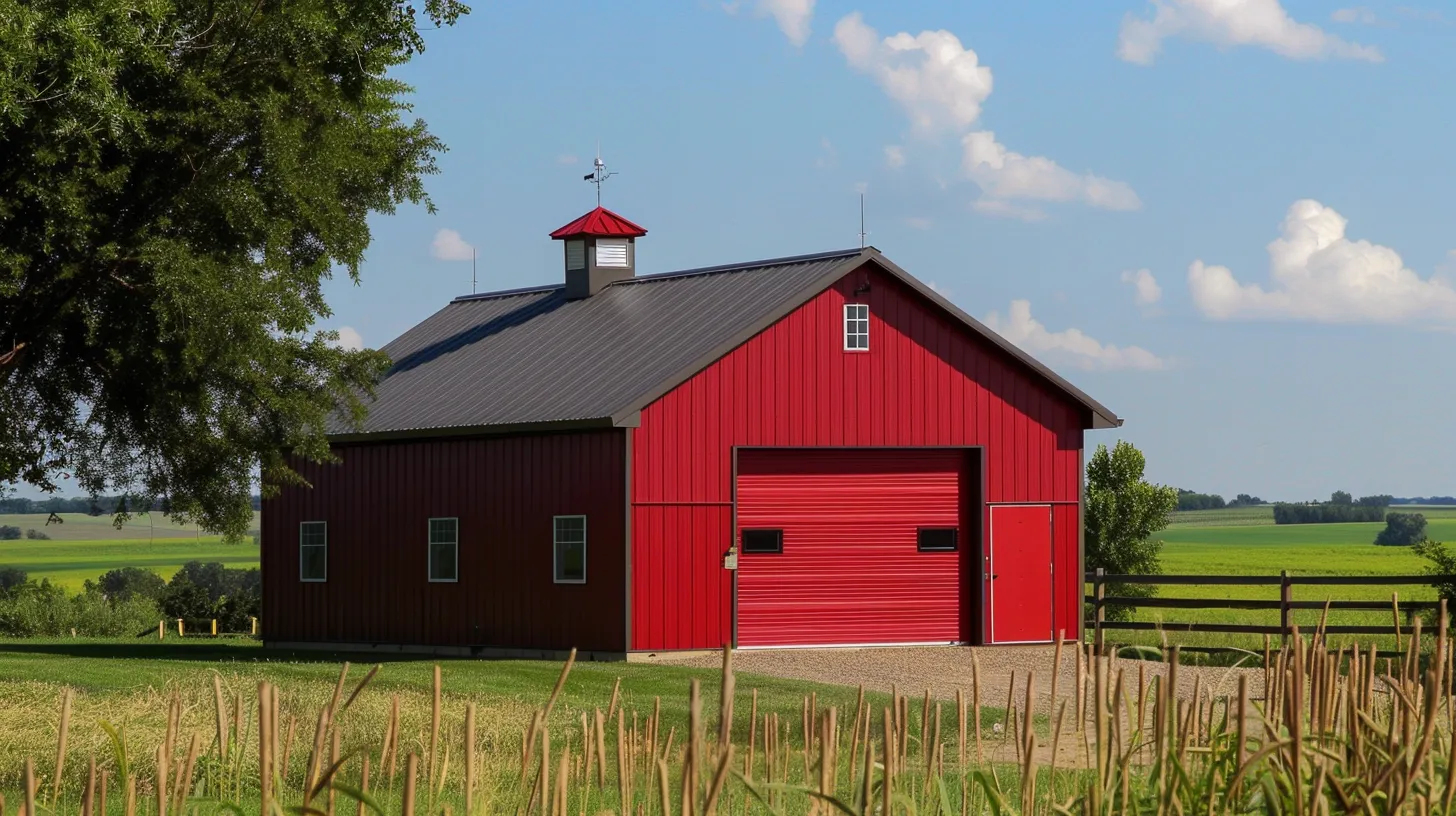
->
[596,239,629,268]
[565,240,586,270]
[844,303,869,351]
[553,515,587,583]
[299,521,327,582]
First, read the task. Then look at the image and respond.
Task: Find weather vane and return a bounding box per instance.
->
[583,143,616,206]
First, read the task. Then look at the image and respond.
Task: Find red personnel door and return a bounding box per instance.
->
[987,504,1054,644]
[735,449,968,647]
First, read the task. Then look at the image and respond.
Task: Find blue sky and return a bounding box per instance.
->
[312,0,1455,501]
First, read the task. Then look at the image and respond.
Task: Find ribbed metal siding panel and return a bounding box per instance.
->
[261,430,627,651]
[736,450,965,647]
[630,265,1085,651]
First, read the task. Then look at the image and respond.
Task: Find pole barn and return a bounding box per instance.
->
[261,206,1121,659]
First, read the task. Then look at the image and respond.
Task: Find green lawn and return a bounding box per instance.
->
[1098,518,1456,657]
[0,536,260,591]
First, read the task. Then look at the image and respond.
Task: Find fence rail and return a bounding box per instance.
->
[1085,569,1449,653]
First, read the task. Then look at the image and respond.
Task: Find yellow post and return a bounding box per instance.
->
[211,619,218,637]
[251,617,258,636]
[159,620,165,640]
[177,618,184,637]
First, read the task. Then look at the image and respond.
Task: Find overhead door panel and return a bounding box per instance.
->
[735,449,966,647]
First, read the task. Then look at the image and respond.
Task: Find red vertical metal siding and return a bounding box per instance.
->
[262,430,627,652]
[736,449,966,647]
[631,265,1085,651]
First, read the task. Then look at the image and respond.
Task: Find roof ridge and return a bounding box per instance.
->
[451,282,563,304]
[448,248,867,303]
[619,248,867,286]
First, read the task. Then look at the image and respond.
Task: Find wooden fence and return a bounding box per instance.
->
[1085,568,1449,654]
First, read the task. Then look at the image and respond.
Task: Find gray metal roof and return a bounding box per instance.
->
[329,247,1122,440]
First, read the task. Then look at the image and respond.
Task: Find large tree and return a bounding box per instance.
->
[1084,440,1179,622]
[0,0,467,535]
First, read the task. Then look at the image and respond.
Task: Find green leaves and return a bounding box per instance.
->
[0,0,468,535]
[1084,441,1178,621]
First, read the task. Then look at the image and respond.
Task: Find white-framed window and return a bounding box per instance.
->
[299,521,327,582]
[428,518,459,583]
[553,515,587,584]
[844,303,869,351]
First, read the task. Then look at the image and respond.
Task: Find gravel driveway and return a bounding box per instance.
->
[650,644,1265,765]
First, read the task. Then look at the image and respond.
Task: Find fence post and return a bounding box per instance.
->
[1279,570,1291,646]
[1094,568,1106,655]
[158,620,164,640]
[251,617,258,636]
[177,618,184,637]
[211,619,218,637]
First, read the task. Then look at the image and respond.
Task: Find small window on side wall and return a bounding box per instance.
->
[741,529,784,554]
[428,518,458,582]
[554,515,587,583]
[844,303,869,351]
[917,528,958,552]
[300,521,327,582]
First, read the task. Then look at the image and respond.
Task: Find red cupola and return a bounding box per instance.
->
[550,206,648,299]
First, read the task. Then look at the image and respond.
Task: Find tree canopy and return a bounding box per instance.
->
[0,0,467,535]
[1084,440,1179,621]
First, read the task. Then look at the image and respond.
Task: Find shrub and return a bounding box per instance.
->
[0,579,160,637]
[0,566,26,593]
[159,561,261,631]
[95,566,167,602]
[0,525,20,540]
[24,528,50,540]
[1375,512,1428,547]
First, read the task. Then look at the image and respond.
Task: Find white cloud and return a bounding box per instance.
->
[1121,268,1163,306]
[833,12,1137,215]
[431,228,474,261]
[725,0,816,46]
[556,154,578,165]
[1118,0,1384,65]
[814,137,838,169]
[333,326,365,352]
[903,216,933,230]
[971,199,1047,222]
[1187,199,1456,326]
[985,300,1168,371]
[833,12,994,134]
[1331,7,1378,24]
[962,132,1142,211]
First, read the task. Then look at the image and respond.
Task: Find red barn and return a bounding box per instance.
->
[261,207,1122,658]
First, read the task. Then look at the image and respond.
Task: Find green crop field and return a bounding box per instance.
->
[0,513,261,590]
[1096,517,1456,657]
[0,511,260,541]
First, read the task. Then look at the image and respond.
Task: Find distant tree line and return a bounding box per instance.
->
[1273,491,1392,524]
[1394,496,1456,505]
[1176,489,1266,511]
[0,493,263,515]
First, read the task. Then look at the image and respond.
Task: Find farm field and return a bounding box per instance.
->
[1165,504,1456,527]
[0,511,260,541]
[0,536,260,591]
[1099,517,1456,656]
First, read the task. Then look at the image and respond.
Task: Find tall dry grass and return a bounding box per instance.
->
[6,607,1456,814]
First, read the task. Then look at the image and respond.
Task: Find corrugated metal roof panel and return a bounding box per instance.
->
[330,250,866,435]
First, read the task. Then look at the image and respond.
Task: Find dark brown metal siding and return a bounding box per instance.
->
[261,430,627,652]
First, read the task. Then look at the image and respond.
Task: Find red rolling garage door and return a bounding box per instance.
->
[735,449,967,647]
